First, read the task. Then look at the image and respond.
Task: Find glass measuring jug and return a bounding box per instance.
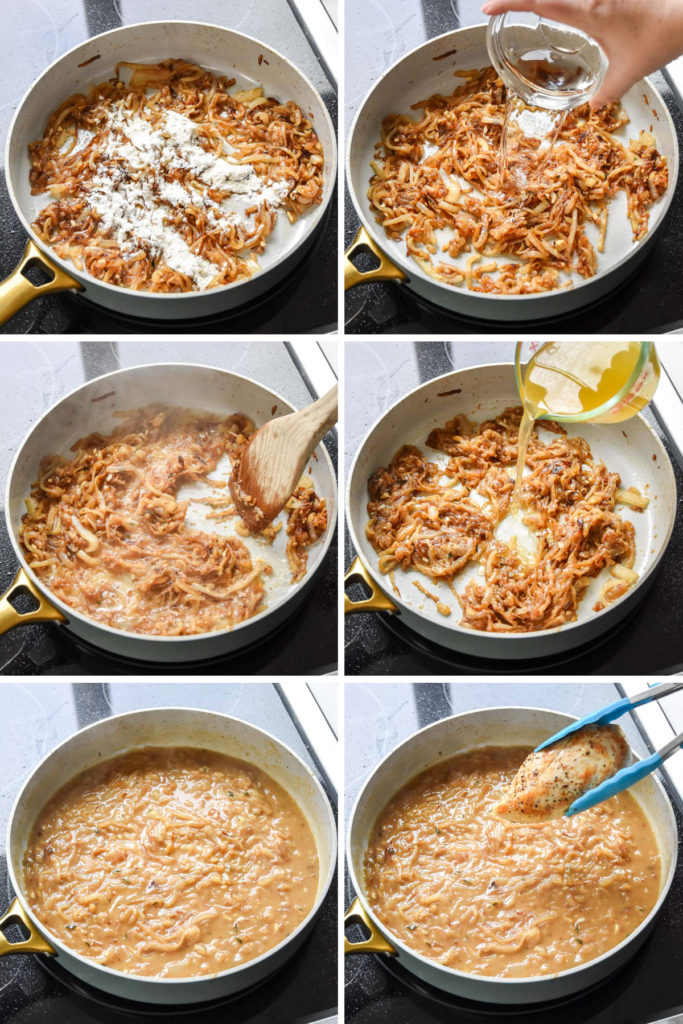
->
[511,341,659,504]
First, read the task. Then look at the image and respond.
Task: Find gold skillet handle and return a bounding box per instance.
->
[0,240,82,327]
[344,556,398,615]
[0,568,66,635]
[344,225,407,291]
[344,898,397,956]
[0,899,55,957]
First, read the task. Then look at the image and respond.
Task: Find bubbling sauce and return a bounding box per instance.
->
[19,405,327,635]
[364,746,660,978]
[23,747,319,978]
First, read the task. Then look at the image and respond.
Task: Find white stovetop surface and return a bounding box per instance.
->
[666,56,683,101]
[621,681,683,809]
[659,343,683,401]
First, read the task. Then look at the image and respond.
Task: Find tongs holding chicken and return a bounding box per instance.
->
[496,682,683,821]
[496,725,629,822]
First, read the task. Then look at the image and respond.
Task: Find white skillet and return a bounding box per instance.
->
[346,25,678,321]
[346,362,677,659]
[2,21,337,324]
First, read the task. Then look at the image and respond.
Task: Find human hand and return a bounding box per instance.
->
[481,0,683,105]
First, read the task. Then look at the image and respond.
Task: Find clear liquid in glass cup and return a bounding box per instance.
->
[487,13,608,189]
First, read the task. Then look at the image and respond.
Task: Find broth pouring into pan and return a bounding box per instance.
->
[511,341,661,513]
[364,343,662,633]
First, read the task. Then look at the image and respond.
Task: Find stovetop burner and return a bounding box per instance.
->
[348,598,657,676]
[374,952,619,1017]
[37,956,267,1019]
[34,948,337,1023]
[344,934,663,1024]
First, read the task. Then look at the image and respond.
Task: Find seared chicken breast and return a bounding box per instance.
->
[496,724,630,822]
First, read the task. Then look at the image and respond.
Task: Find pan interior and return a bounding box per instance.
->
[349,363,674,637]
[10,709,336,916]
[7,21,335,286]
[8,364,336,628]
[348,26,677,296]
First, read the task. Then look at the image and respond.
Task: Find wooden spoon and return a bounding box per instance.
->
[229,385,338,532]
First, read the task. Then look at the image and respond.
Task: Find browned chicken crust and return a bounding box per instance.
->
[496,724,630,822]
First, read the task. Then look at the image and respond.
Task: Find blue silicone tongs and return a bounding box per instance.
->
[533,681,683,817]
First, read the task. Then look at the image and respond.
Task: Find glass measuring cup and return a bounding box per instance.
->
[514,341,660,424]
[487,14,607,188]
[487,14,607,110]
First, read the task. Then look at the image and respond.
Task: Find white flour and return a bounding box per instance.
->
[87,169,219,288]
[85,103,292,287]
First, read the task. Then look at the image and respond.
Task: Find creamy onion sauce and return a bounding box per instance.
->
[23,747,318,978]
[364,746,660,978]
